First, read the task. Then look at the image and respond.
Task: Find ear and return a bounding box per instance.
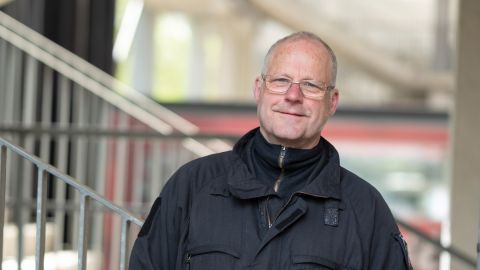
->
[253,76,262,102]
[328,88,339,116]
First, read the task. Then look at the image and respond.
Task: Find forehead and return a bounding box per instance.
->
[267,39,331,77]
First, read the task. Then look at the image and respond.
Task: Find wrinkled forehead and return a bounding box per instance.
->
[265,39,333,78]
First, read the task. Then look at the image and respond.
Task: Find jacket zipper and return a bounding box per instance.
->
[185,253,191,270]
[266,146,287,228]
[273,146,287,192]
[265,197,273,228]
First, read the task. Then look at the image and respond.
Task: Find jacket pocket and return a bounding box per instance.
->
[292,255,339,270]
[185,244,240,270]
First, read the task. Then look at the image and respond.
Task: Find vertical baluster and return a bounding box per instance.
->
[91,100,109,258]
[119,218,131,270]
[110,111,129,269]
[77,194,91,270]
[39,66,53,163]
[0,145,7,268]
[149,139,162,204]
[14,48,26,270]
[35,167,48,270]
[54,75,71,251]
[132,135,145,213]
[0,39,7,123]
[70,83,87,250]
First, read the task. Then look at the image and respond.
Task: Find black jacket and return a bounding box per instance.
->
[129,128,412,270]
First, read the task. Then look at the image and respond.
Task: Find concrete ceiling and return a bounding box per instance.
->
[142,0,454,94]
[144,0,239,17]
[248,0,454,94]
[0,0,14,7]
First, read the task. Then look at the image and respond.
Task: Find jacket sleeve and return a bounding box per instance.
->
[368,195,413,270]
[129,172,188,270]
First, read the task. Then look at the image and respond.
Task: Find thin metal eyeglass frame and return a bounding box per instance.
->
[261,74,334,100]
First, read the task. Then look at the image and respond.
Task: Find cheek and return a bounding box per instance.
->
[258,96,275,115]
[257,101,271,123]
[309,106,330,128]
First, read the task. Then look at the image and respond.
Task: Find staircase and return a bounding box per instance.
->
[0,10,232,270]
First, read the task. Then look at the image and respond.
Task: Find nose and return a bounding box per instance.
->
[285,82,304,102]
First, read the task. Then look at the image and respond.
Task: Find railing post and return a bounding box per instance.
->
[15,135,25,270]
[35,167,48,270]
[78,193,91,270]
[0,144,7,268]
[119,218,131,270]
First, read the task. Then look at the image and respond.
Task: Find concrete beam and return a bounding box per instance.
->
[0,0,14,7]
[248,0,454,94]
[144,0,234,18]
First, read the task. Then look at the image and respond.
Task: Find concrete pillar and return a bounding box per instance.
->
[132,9,154,95]
[235,21,256,101]
[449,0,480,269]
[186,16,206,101]
[222,17,255,101]
[218,21,237,101]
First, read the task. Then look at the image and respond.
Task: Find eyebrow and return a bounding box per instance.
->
[271,73,320,81]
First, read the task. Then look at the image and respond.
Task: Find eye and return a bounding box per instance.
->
[301,81,322,91]
[271,77,290,84]
[269,77,291,87]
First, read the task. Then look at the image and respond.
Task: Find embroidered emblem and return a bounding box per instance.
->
[324,208,339,226]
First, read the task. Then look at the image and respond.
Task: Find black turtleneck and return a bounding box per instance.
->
[251,130,328,223]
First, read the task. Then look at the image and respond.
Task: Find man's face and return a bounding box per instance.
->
[254,39,339,149]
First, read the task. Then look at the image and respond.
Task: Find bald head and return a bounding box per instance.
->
[262,31,337,87]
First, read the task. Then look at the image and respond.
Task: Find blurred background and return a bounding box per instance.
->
[0,0,479,269]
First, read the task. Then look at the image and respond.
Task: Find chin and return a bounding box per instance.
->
[273,130,304,143]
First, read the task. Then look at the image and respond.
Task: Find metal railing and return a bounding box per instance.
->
[397,219,477,269]
[0,137,144,270]
[0,9,231,270]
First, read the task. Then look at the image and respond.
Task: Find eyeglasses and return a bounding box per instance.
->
[261,74,334,100]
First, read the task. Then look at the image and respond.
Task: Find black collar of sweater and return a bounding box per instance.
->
[252,130,326,198]
[253,130,324,170]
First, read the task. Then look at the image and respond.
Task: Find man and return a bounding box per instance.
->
[129,31,413,270]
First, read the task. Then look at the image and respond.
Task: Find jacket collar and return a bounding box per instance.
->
[228,128,342,200]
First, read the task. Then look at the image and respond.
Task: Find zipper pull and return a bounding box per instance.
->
[278,146,287,168]
[185,253,191,269]
[274,146,287,193]
[264,197,273,228]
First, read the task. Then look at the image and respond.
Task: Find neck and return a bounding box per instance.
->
[259,129,321,149]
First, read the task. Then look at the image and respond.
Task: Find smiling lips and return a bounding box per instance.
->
[271,104,309,118]
[275,110,307,117]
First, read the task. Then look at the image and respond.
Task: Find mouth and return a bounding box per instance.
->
[275,110,306,117]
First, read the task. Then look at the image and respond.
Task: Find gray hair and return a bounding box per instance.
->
[261,31,337,87]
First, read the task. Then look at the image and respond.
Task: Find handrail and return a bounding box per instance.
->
[1,127,476,268]
[0,14,172,135]
[396,219,477,268]
[0,138,144,226]
[1,123,478,267]
[0,136,144,270]
[0,10,199,135]
[0,123,240,141]
[0,9,215,158]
